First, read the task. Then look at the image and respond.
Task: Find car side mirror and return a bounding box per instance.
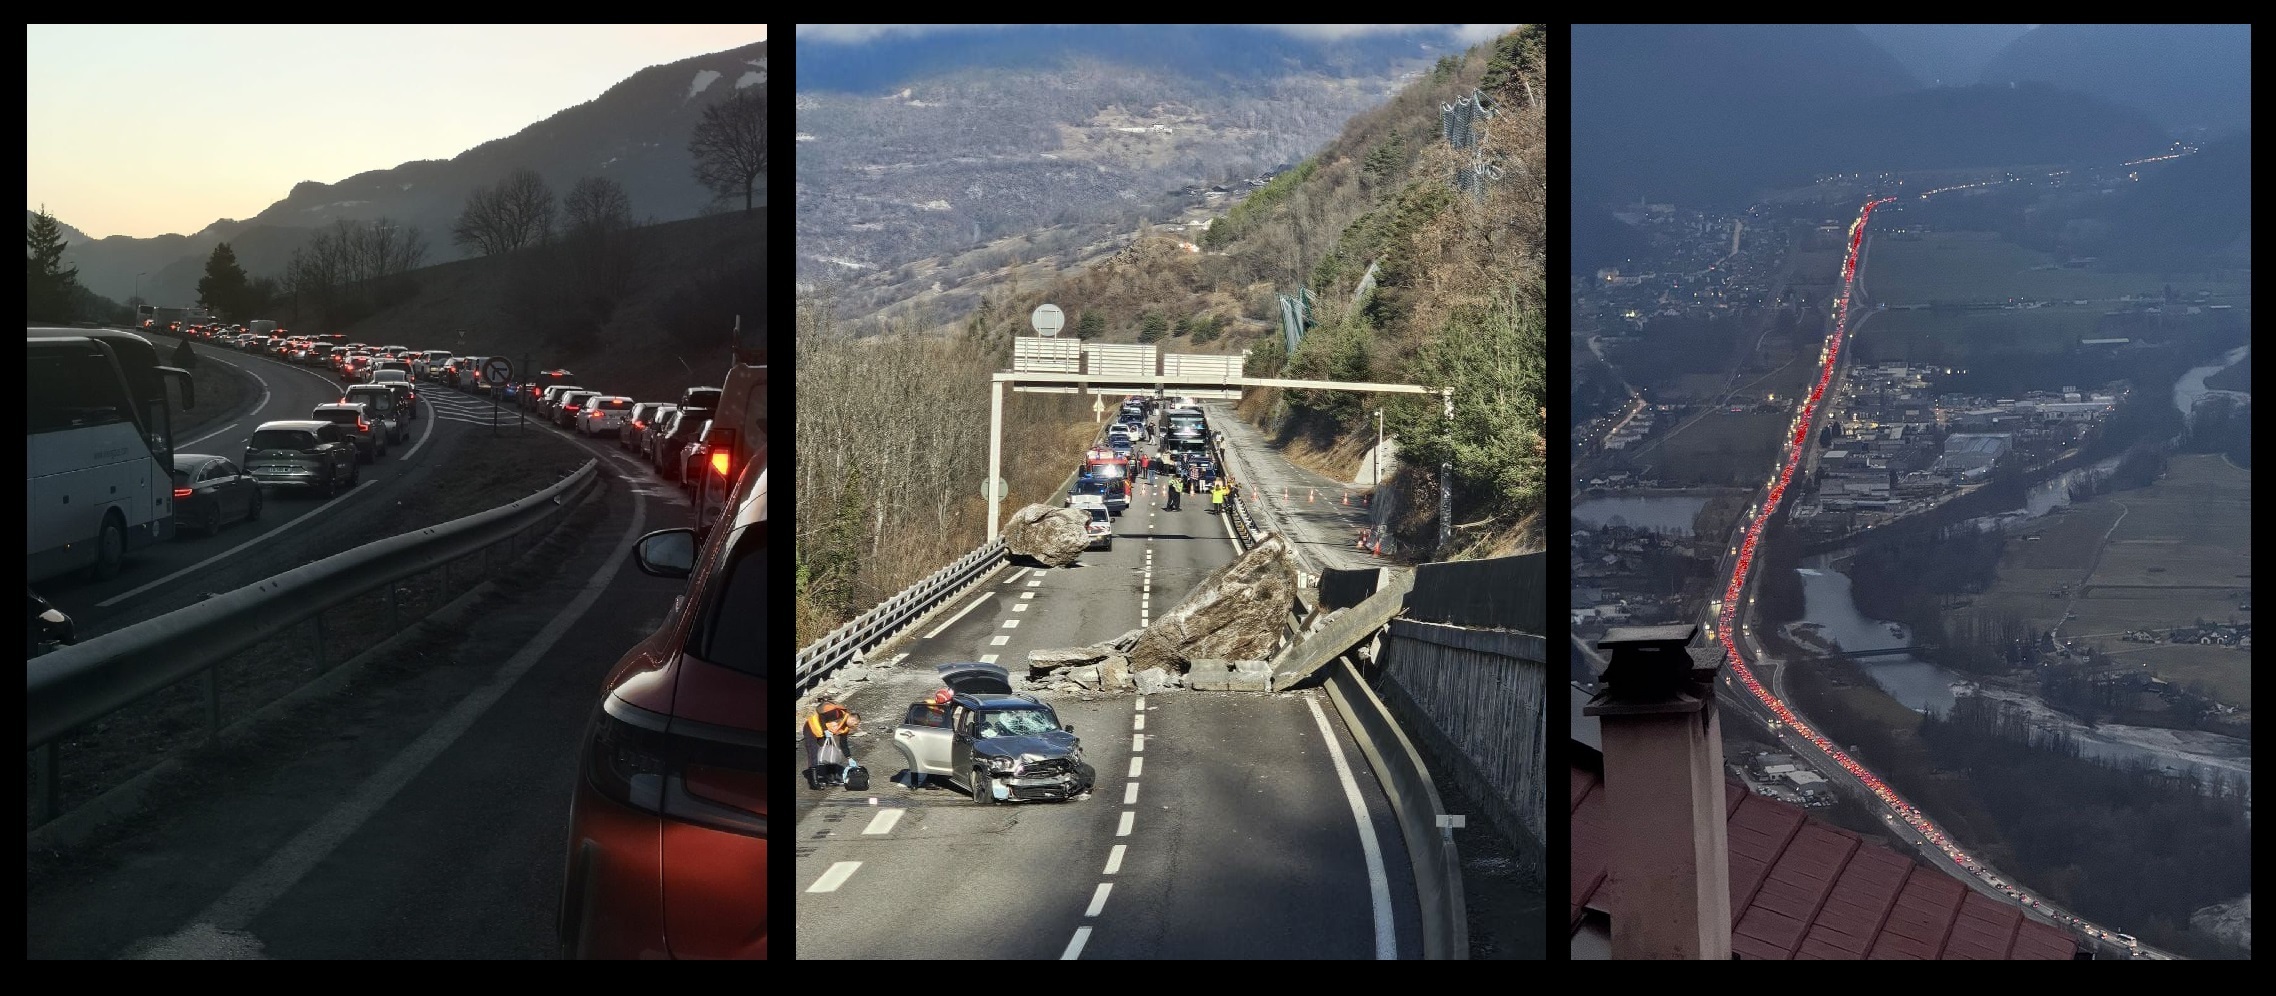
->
[1063,724,1075,734]
[632,528,699,578]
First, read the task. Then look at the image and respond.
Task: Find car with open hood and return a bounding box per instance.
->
[890,662,1092,805]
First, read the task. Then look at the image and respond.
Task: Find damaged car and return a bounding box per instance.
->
[891,662,1094,804]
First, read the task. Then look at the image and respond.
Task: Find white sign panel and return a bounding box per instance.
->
[1031,303,1065,337]
[1083,343,1156,379]
[1161,352,1245,383]
[1013,338,1082,374]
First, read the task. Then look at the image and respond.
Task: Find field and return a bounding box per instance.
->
[1849,306,2115,362]
[1960,454,2251,706]
[1869,231,2251,304]
[1630,410,1788,487]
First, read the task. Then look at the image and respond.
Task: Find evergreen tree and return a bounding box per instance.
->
[1074,310,1106,340]
[26,206,81,323]
[197,243,253,320]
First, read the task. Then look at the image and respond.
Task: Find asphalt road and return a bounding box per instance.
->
[794,481,1419,959]
[1206,402,1395,572]
[26,375,715,959]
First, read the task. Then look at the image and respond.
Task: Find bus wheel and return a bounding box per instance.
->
[90,514,126,581]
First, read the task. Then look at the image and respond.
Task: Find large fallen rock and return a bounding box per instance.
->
[1130,534,1298,674]
[1004,503,1091,567]
[1028,645,1115,680]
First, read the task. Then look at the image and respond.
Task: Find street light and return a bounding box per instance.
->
[1373,409,1383,487]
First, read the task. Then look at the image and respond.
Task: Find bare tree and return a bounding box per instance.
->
[452,169,555,257]
[562,176,633,237]
[690,87,768,214]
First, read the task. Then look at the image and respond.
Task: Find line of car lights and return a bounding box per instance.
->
[1707,197,2140,952]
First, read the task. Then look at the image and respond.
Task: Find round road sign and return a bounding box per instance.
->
[483,356,513,385]
[1031,303,1065,337]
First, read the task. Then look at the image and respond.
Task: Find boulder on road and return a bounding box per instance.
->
[1134,667,1174,694]
[1129,534,1298,675]
[1109,628,1146,652]
[1065,665,1101,690]
[1005,503,1091,567]
[1098,653,1132,691]
[1028,645,1114,680]
[1186,659,1235,691]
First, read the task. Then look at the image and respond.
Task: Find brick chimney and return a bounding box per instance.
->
[1584,624,1732,960]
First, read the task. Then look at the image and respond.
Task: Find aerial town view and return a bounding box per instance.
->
[1568,23,2248,961]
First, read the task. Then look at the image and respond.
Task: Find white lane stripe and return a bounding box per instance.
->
[1123,782,1139,805]
[990,635,1010,646]
[923,590,996,639]
[1013,602,1029,612]
[1131,734,1144,753]
[1133,714,1145,731]
[979,653,999,664]
[1128,757,1143,778]
[98,479,378,608]
[1085,883,1114,917]
[1028,578,1043,587]
[1001,618,1020,628]
[1116,811,1134,837]
[807,862,862,893]
[1020,591,1035,599]
[1002,567,1029,585]
[1104,844,1126,875]
[1305,695,1396,959]
[1134,697,1144,711]
[862,809,904,835]
[183,422,237,447]
[1062,926,1092,960]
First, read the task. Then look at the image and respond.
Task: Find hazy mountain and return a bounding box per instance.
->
[1572,23,1921,204]
[1574,24,2174,207]
[1978,24,2249,134]
[55,41,768,310]
[1855,24,2035,86]
[2101,133,2252,271]
[795,25,1470,292]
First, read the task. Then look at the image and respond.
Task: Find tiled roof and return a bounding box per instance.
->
[1570,765,2078,959]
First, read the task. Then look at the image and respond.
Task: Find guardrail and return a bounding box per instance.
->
[794,538,1010,695]
[1321,656,1469,959]
[27,459,601,824]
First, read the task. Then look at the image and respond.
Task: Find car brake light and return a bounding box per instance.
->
[712,451,732,477]
[173,487,193,499]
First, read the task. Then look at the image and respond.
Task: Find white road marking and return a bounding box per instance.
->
[1116,811,1134,837]
[182,422,237,447]
[98,479,378,608]
[1128,757,1143,778]
[862,809,904,835]
[807,862,862,893]
[1085,883,1114,917]
[1002,567,1030,585]
[1133,714,1145,731]
[989,635,1010,646]
[922,590,995,639]
[1123,782,1139,805]
[1306,694,1396,959]
[1001,618,1020,629]
[1013,602,1029,612]
[1131,734,1144,753]
[1104,844,1126,875]
[1134,697,1144,712]
[1028,578,1043,587]
[1061,926,1092,960]
[1020,591,1035,599]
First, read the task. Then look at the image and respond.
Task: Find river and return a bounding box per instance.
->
[1997,343,2251,521]
[2172,343,2252,423]
[1793,567,2250,792]
[1572,496,1707,534]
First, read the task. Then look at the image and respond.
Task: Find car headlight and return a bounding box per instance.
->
[986,755,1017,773]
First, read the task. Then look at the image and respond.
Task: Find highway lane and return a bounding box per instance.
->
[794,476,1417,958]
[1206,402,1394,571]
[25,427,697,958]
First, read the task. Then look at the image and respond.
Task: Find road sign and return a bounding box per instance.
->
[483,356,512,385]
[982,477,1008,501]
[1092,396,1105,422]
[1031,303,1065,337]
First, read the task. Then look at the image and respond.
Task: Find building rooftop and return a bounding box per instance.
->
[1571,762,2080,959]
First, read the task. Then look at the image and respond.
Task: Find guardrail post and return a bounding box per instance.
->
[32,742,58,824]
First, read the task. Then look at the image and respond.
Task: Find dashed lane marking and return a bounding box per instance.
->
[1116,811,1134,837]
[980,653,999,664]
[1133,714,1144,731]
[1002,567,1030,585]
[922,590,995,640]
[1104,845,1126,875]
[1020,591,1035,599]
[1001,618,1020,629]
[990,635,1010,646]
[1013,602,1029,612]
[1062,926,1092,960]
[1028,578,1043,587]
[1085,883,1113,917]
[862,810,903,835]
[806,862,861,893]
[1123,782,1139,805]
[1128,757,1143,777]
[1131,734,1144,753]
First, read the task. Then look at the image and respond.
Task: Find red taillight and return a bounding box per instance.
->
[711,451,732,478]
[173,487,193,499]
[631,420,643,429]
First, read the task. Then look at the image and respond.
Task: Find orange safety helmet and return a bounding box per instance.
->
[931,688,954,706]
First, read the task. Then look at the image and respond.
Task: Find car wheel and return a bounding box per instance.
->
[90,514,126,580]
[972,766,997,806]
[246,489,264,522]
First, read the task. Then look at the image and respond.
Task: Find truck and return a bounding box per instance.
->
[690,323,767,538]
[248,319,279,338]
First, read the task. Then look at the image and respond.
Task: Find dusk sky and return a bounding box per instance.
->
[27,24,767,239]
